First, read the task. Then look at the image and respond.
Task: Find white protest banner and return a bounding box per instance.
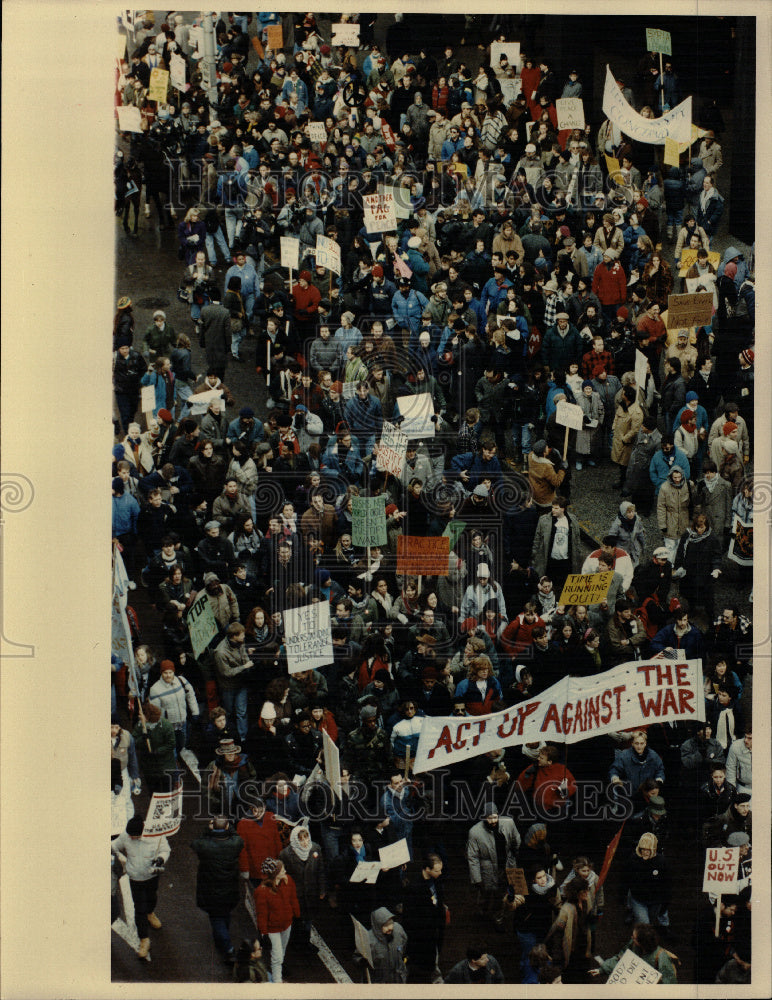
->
[363,191,397,233]
[414,659,704,772]
[383,184,412,220]
[315,234,342,274]
[377,421,408,477]
[185,387,224,417]
[117,105,143,133]
[147,67,170,103]
[394,392,435,438]
[322,729,342,801]
[666,292,714,329]
[351,915,373,965]
[186,590,218,657]
[280,236,300,271]
[645,28,672,56]
[603,65,691,145]
[606,949,662,985]
[703,847,740,894]
[490,41,520,70]
[170,52,187,92]
[555,399,584,431]
[283,601,334,674]
[332,22,360,47]
[635,349,649,391]
[141,384,156,414]
[378,838,411,870]
[556,98,585,131]
[307,121,327,144]
[143,784,184,837]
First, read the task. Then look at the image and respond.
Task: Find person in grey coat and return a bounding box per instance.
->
[279,823,327,945]
[368,906,408,984]
[530,499,582,589]
[466,802,521,920]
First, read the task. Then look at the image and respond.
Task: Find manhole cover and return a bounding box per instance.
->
[135,296,171,309]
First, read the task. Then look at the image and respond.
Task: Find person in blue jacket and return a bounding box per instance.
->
[391,279,428,337]
[610,731,665,808]
[650,603,705,660]
[649,434,691,496]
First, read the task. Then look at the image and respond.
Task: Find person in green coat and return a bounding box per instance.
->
[190,817,245,962]
[132,701,177,792]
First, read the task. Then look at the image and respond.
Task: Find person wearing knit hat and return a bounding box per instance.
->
[111,810,171,959]
[253,857,299,983]
[371,264,384,279]
[148,658,200,759]
[132,700,177,793]
[739,348,754,367]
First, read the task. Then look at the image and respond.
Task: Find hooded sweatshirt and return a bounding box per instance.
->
[368,906,408,984]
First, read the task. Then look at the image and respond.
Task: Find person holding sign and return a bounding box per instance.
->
[592,922,677,983]
[111,815,171,960]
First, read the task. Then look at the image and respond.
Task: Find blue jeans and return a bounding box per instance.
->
[224,208,243,249]
[511,423,534,456]
[231,324,246,358]
[208,912,233,956]
[221,687,248,741]
[268,927,292,983]
[517,931,539,983]
[206,228,230,265]
[666,208,683,231]
[629,892,669,927]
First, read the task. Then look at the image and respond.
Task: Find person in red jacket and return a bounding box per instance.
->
[237,799,283,886]
[254,857,300,983]
[292,269,322,343]
[592,250,628,325]
[515,744,577,814]
[500,603,546,658]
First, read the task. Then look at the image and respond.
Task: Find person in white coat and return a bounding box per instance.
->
[111,815,171,958]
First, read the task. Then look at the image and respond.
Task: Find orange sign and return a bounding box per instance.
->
[397,535,450,576]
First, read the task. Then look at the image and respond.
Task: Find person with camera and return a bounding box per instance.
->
[111,815,171,960]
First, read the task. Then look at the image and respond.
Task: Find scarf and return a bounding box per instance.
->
[289,825,312,861]
[703,475,719,494]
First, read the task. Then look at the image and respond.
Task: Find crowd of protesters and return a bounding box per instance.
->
[111,11,754,984]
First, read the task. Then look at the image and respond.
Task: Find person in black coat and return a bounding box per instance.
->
[190,817,245,962]
[402,852,447,983]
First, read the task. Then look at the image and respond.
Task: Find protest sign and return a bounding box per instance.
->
[186,590,218,657]
[666,292,714,329]
[280,236,300,271]
[555,399,584,431]
[397,536,450,577]
[678,249,720,276]
[351,495,387,548]
[500,77,521,106]
[143,784,184,837]
[170,52,187,92]
[394,392,435,438]
[350,862,381,884]
[556,98,585,130]
[635,349,650,391]
[490,41,520,70]
[315,234,341,274]
[728,516,753,567]
[645,28,672,55]
[604,154,624,185]
[606,949,662,985]
[558,571,614,607]
[703,847,740,894]
[378,838,411,870]
[414,658,704,772]
[376,421,408,476]
[351,916,373,965]
[322,729,342,801]
[141,384,156,414]
[265,24,283,50]
[332,22,360,47]
[392,253,413,280]
[307,121,327,143]
[506,868,529,895]
[147,68,169,103]
[363,191,397,233]
[185,387,224,417]
[117,105,143,132]
[188,25,203,53]
[663,137,681,167]
[283,602,334,674]
[383,183,412,220]
[603,65,691,144]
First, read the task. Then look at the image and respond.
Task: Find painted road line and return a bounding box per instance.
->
[310,926,353,983]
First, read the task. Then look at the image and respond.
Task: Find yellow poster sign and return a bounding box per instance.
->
[147,68,169,103]
[558,571,614,607]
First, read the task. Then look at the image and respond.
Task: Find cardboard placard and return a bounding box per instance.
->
[555,399,584,431]
[351,915,373,966]
[350,861,381,883]
[397,535,450,577]
[147,67,169,103]
[666,292,714,330]
[556,98,585,131]
[604,153,623,185]
[280,236,300,271]
[140,384,156,414]
[378,838,411,870]
[363,191,397,233]
[332,22,360,48]
[382,184,412,220]
[634,349,649,391]
[606,949,662,984]
[117,105,143,133]
[506,867,529,895]
[186,590,218,657]
[490,41,520,70]
[283,602,334,674]
[645,28,672,55]
[703,847,740,894]
[307,121,327,143]
[265,24,283,51]
[170,52,187,92]
[663,137,681,167]
[315,234,341,275]
[558,571,615,607]
[322,729,342,801]
[376,421,408,477]
[142,785,183,838]
[351,495,387,548]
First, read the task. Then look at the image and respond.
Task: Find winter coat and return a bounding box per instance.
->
[279,837,327,911]
[111,831,171,882]
[609,746,665,789]
[132,718,177,781]
[465,815,520,890]
[649,447,691,494]
[694,476,733,538]
[391,289,428,333]
[530,510,582,578]
[254,876,300,934]
[541,322,584,372]
[725,738,752,794]
[674,526,722,580]
[592,259,627,306]
[527,452,566,507]
[611,402,644,466]
[609,508,646,568]
[444,955,505,984]
[368,906,408,984]
[624,427,661,495]
[575,391,604,454]
[657,474,694,538]
[191,828,245,912]
[113,349,148,395]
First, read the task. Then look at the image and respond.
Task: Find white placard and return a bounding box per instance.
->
[634,349,649,391]
[322,728,342,801]
[500,77,522,106]
[376,421,408,477]
[351,915,373,966]
[383,184,412,220]
[332,22,360,47]
[606,949,662,985]
[703,847,740,894]
[142,785,183,837]
[556,399,584,431]
[141,384,156,413]
[350,861,381,883]
[556,98,585,130]
[185,386,224,417]
[307,121,327,143]
[188,25,203,53]
[117,105,143,133]
[394,392,435,439]
[490,41,520,70]
[378,837,411,870]
[280,236,300,271]
[283,601,334,674]
[170,52,187,92]
[363,191,397,233]
[315,234,341,274]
